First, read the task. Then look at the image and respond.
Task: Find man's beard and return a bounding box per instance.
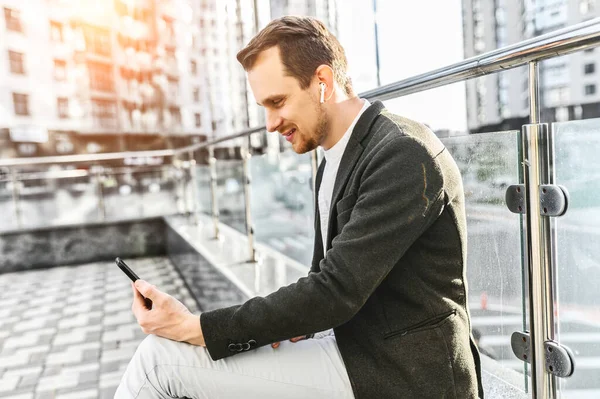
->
[295,107,329,154]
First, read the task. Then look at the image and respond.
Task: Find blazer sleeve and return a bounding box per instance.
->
[200,135,446,360]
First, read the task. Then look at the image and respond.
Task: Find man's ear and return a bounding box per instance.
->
[314,65,334,98]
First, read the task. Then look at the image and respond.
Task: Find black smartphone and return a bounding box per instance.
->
[115,257,153,309]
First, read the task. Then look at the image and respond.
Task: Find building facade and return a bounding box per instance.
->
[462,0,600,132]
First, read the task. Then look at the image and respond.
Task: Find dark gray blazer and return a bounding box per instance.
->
[201,101,483,398]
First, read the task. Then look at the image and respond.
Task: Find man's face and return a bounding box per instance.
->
[248,47,328,154]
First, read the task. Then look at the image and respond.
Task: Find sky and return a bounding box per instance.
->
[338,0,468,132]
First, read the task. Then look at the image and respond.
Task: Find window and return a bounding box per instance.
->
[546,86,570,105]
[84,26,111,56]
[50,21,63,42]
[4,7,22,32]
[13,93,29,116]
[584,63,595,74]
[91,99,117,128]
[585,84,596,95]
[88,62,114,91]
[170,107,181,125]
[195,113,201,127]
[54,59,67,81]
[8,51,25,74]
[57,98,69,119]
[193,88,200,102]
[191,60,197,75]
[580,0,595,14]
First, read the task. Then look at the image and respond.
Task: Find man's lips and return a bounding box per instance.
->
[283,128,296,142]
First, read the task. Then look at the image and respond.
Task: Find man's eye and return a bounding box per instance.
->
[273,99,283,106]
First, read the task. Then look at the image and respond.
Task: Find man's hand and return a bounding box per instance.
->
[131,280,205,347]
[271,336,307,349]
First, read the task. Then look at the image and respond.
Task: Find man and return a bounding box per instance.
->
[116,16,483,398]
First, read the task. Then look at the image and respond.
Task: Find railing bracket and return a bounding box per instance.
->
[510,331,575,378]
[505,184,569,216]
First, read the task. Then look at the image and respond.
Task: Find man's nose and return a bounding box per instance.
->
[265,110,282,133]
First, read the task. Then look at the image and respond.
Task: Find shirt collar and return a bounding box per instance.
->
[324,99,371,163]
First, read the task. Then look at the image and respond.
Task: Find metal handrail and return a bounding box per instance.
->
[1,18,599,168]
[0,164,177,183]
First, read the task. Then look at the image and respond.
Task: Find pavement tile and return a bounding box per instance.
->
[13,316,60,333]
[52,325,102,346]
[99,387,117,399]
[58,312,103,330]
[100,345,138,364]
[34,392,57,399]
[4,366,43,379]
[82,348,100,363]
[100,360,121,374]
[99,369,124,389]
[54,388,98,399]
[3,329,56,350]
[17,374,40,389]
[62,300,104,316]
[21,305,64,320]
[77,370,99,384]
[0,257,198,399]
[36,374,79,392]
[102,324,137,343]
[0,375,20,393]
[103,310,135,326]
[0,392,33,399]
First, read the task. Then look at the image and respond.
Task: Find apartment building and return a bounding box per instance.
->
[462,0,600,132]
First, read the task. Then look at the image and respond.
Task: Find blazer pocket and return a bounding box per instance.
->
[383,310,457,340]
[336,193,357,214]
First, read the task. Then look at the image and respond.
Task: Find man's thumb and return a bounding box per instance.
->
[134,280,156,299]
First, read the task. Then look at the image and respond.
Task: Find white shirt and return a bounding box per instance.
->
[318,99,370,255]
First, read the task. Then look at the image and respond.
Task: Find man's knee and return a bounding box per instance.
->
[134,334,209,366]
[134,334,176,365]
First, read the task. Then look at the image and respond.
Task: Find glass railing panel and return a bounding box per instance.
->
[100,167,179,221]
[249,148,314,267]
[193,164,212,215]
[12,176,61,229]
[553,118,600,398]
[0,173,19,231]
[102,170,145,221]
[134,168,179,218]
[442,130,530,392]
[215,159,245,234]
[49,172,99,226]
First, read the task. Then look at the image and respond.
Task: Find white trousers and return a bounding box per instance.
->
[114,332,355,399]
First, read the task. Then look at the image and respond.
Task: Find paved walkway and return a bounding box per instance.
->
[0,257,199,399]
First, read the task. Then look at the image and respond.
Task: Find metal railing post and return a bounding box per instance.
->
[94,171,106,221]
[208,146,220,239]
[182,158,192,215]
[188,150,199,225]
[10,169,22,228]
[522,60,558,399]
[241,137,256,263]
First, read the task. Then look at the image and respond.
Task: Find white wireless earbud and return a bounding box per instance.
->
[319,83,326,104]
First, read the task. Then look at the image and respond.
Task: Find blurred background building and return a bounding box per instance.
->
[463,0,600,132]
[0,0,340,159]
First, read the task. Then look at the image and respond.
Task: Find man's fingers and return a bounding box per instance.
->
[272,336,306,348]
[134,280,158,300]
[131,282,147,307]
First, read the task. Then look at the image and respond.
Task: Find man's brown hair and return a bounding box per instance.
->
[237,16,353,96]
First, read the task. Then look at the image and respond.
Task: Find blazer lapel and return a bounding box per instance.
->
[325,101,385,251]
[310,159,326,272]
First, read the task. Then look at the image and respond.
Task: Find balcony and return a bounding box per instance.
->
[1,19,600,399]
